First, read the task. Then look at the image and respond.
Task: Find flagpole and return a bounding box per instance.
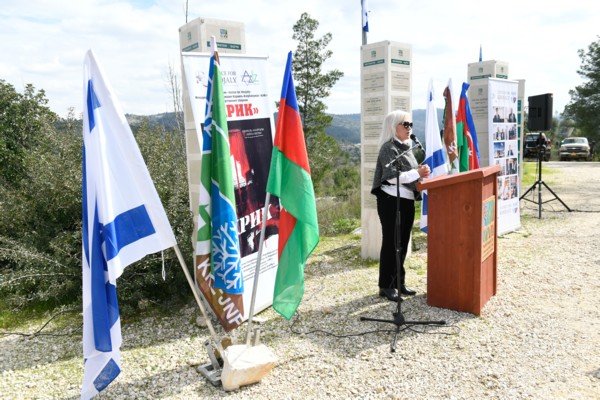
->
[244,193,271,345]
[173,244,224,355]
[361,0,368,45]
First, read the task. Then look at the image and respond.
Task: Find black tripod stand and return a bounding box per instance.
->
[519,141,571,218]
[361,145,445,353]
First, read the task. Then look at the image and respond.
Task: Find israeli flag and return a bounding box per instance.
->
[420,80,450,233]
[362,0,369,32]
[81,49,176,399]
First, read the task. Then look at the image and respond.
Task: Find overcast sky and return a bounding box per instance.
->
[1,0,598,118]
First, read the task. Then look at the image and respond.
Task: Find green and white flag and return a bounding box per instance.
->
[196,39,243,294]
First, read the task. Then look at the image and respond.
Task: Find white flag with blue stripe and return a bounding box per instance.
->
[420,80,450,233]
[81,49,176,399]
[362,0,369,32]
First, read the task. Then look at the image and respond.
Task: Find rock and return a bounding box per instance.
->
[195,316,208,327]
[220,344,277,391]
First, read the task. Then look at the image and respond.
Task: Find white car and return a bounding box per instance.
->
[559,137,591,161]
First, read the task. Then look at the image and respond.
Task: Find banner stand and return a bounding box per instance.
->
[245,193,272,345]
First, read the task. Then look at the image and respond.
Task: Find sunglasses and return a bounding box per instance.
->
[401,121,413,129]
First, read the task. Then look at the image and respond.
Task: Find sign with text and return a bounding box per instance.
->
[482,196,496,262]
[182,53,278,331]
[488,78,520,235]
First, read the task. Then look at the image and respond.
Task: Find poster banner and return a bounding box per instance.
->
[183,53,279,331]
[488,78,520,235]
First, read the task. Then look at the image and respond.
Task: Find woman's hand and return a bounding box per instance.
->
[417,164,430,178]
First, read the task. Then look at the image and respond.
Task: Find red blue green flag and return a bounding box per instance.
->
[456,82,481,171]
[266,52,319,320]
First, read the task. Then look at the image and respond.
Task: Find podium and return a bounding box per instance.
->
[416,165,501,315]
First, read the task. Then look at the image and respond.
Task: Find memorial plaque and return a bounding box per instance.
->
[363,71,385,93]
[363,96,385,117]
[363,166,376,190]
[392,95,410,111]
[363,144,380,164]
[391,71,411,92]
[363,121,382,140]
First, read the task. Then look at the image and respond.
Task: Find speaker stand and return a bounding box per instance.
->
[520,145,571,218]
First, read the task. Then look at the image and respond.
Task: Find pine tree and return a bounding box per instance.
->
[291,13,344,188]
[563,36,600,142]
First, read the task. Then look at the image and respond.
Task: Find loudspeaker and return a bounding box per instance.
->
[527,93,553,131]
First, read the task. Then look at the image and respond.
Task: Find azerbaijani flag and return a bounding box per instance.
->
[443,79,459,174]
[456,82,481,171]
[195,39,244,294]
[266,51,319,320]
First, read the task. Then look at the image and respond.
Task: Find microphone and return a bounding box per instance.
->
[410,134,424,150]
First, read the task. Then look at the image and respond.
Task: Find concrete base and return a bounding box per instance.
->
[220,344,277,391]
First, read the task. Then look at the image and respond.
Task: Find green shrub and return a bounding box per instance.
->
[0,110,193,314]
[316,188,361,236]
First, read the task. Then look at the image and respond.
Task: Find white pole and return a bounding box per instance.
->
[244,193,272,345]
[173,244,224,355]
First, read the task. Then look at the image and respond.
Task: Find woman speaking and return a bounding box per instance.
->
[370,110,429,302]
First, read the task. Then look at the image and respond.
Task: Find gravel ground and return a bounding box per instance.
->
[1,162,599,400]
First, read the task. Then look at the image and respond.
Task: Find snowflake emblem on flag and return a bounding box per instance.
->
[212,221,242,291]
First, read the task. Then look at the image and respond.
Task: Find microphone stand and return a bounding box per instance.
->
[361,144,445,353]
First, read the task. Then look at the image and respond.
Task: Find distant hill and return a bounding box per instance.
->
[125,112,181,131]
[126,110,445,146]
[326,114,362,143]
[325,109,444,145]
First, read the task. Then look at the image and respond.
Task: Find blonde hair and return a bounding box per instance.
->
[378,110,410,148]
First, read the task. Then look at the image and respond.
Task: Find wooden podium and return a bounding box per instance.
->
[416,165,500,315]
